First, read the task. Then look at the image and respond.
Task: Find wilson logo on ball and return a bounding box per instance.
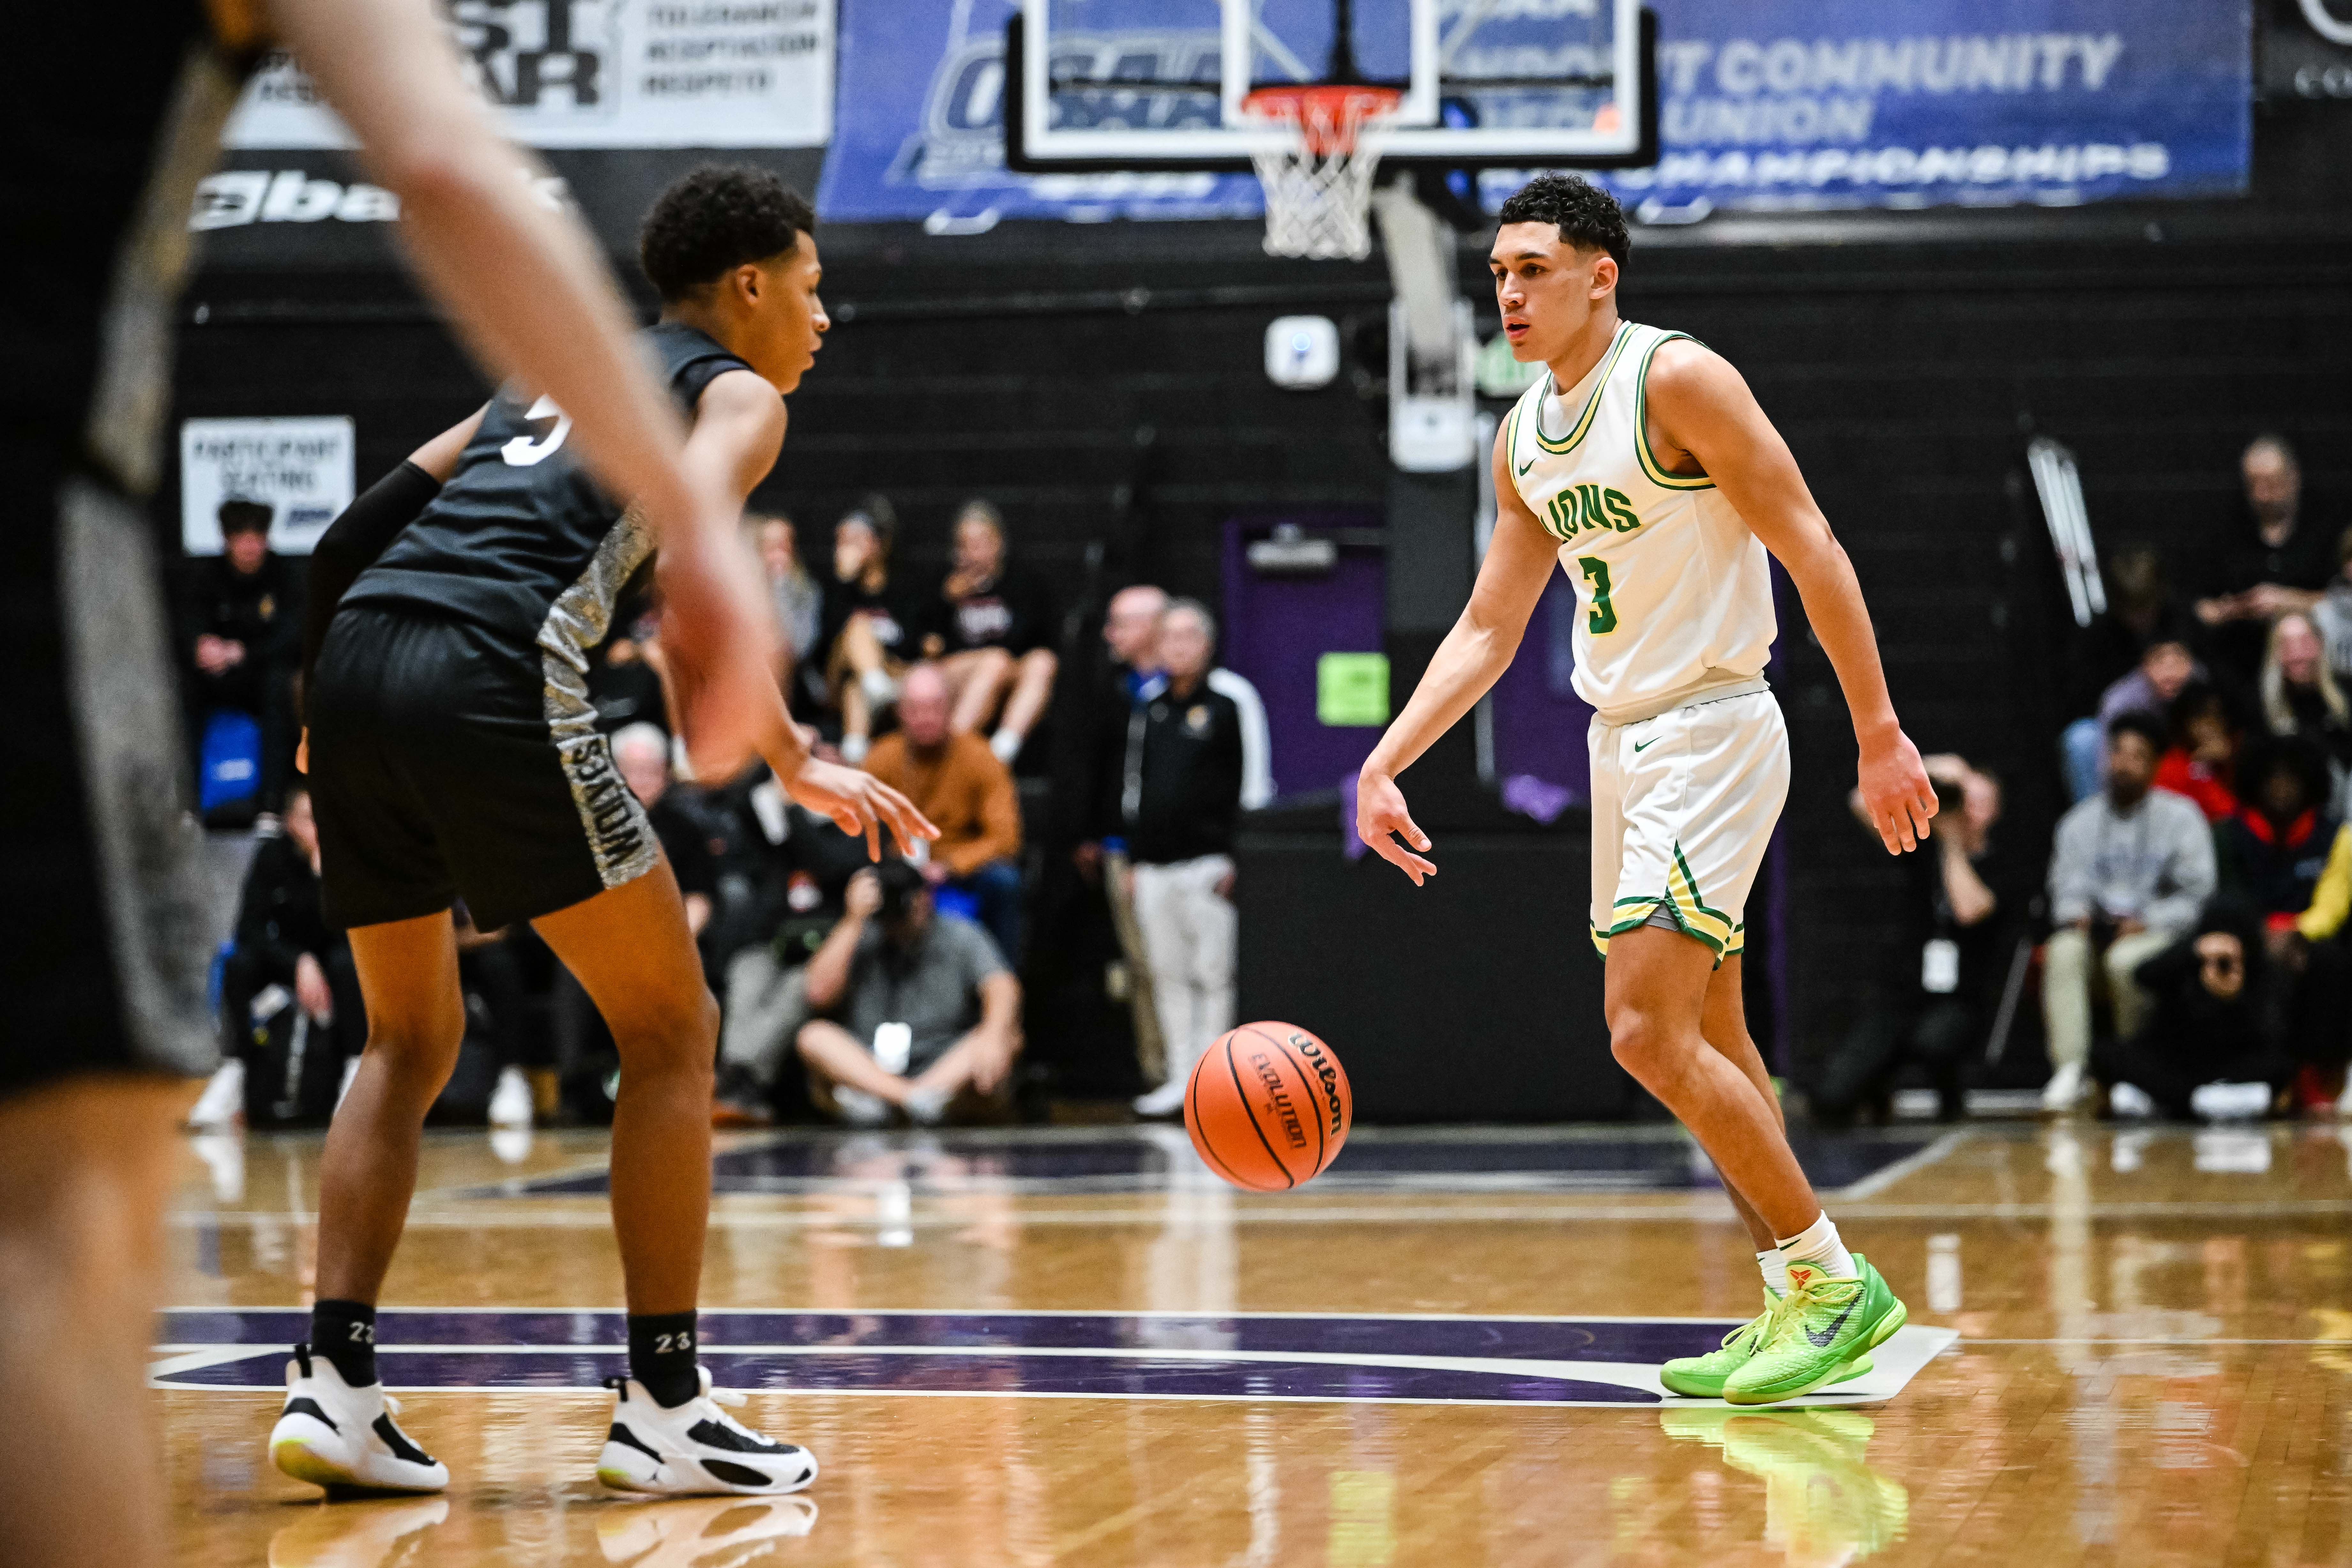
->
[1291,1034,1347,1139]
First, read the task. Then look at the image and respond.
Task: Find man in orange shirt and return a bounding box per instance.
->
[863,663,1026,962]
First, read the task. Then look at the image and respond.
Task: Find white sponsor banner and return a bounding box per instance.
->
[180,418,356,557]
[222,0,834,150]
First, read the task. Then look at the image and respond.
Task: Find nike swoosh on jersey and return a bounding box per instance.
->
[1516,455,1536,476]
[1633,738,1658,753]
[1805,1301,1860,1348]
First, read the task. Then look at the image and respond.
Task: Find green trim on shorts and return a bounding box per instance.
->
[1591,843,1738,964]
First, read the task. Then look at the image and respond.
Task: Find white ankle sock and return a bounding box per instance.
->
[1774,1213,1857,1281]
[1756,1249,1789,1296]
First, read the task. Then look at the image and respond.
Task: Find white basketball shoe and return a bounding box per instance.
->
[596,1368,818,1496]
[269,1345,448,1494]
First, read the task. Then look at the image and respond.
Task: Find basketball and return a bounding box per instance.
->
[1184,1022,1352,1191]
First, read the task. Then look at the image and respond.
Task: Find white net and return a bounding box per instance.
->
[1243,89,1399,261]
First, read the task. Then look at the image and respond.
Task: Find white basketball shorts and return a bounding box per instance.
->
[1587,688,1790,963]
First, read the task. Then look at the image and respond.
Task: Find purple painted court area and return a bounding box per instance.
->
[494,1129,1937,1199]
[156,1309,1732,1405]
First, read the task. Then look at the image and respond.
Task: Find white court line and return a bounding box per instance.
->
[148,1327,1959,1409]
[160,1304,1760,1322]
[1832,1130,1972,1199]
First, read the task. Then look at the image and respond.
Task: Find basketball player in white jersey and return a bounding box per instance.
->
[1357,175,1937,1404]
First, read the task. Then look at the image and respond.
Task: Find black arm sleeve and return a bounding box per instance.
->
[300,460,442,708]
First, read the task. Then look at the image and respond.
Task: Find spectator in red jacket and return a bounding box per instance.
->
[2153,682,2241,822]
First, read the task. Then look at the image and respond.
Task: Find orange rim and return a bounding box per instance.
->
[1240,84,1404,157]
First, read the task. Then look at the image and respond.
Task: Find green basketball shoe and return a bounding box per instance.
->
[1659,1289,1872,1399]
[1723,1254,1906,1407]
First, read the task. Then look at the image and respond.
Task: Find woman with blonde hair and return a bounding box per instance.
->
[2262,610,2352,812]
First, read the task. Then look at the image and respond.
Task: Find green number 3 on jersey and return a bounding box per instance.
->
[1577,556,1619,635]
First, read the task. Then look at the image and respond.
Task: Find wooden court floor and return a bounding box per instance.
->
[157,1119,2352,1566]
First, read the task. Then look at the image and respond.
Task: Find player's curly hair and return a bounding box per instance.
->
[1495,173,1629,270]
[638,164,816,303]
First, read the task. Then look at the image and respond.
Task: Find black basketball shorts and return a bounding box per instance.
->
[308,606,660,934]
[2,452,216,1099]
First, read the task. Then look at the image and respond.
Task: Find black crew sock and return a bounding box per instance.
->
[627,1311,701,1408]
[309,1299,378,1387]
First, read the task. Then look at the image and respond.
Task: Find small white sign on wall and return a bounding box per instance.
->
[180,416,355,556]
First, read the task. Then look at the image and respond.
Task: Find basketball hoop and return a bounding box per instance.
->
[1240,84,1403,261]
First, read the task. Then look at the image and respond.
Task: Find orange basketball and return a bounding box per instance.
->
[1184,1022,1352,1191]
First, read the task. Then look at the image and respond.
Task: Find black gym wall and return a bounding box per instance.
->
[164,97,2352,1106]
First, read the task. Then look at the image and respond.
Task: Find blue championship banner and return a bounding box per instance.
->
[816,0,1263,227]
[819,0,2250,226]
[1590,0,2251,216]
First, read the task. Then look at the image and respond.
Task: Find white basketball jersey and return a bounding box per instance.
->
[1504,320,1778,724]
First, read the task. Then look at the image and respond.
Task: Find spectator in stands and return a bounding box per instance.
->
[710,773,876,1127]
[795,861,1020,1126]
[188,785,360,1128]
[750,510,823,669]
[2063,548,2191,801]
[1073,585,1173,880]
[2194,435,2337,681]
[2064,636,2202,806]
[861,662,1025,963]
[1814,754,2014,1125]
[2259,611,2352,806]
[2215,738,2339,919]
[822,497,926,764]
[612,722,717,939]
[2153,682,2241,823]
[2091,901,2286,1121]
[2315,527,2352,681]
[920,499,1060,765]
[2040,712,2218,1113]
[2097,637,2198,737]
[178,497,303,818]
[1122,599,1273,1116]
[2278,818,2352,1114]
[2216,737,2346,1117]
[1104,583,1170,684]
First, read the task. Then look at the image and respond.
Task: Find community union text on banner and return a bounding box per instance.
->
[1563,0,2250,216]
[224,0,833,150]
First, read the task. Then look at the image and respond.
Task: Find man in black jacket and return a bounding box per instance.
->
[1121,599,1271,1115]
[178,499,304,817]
[196,786,364,1126]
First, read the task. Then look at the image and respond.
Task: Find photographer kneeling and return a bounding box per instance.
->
[793,860,1020,1126]
[2092,899,2290,1119]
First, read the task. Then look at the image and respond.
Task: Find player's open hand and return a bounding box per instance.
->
[1357,770,1435,885]
[786,757,939,862]
[1858,727,1937,854]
